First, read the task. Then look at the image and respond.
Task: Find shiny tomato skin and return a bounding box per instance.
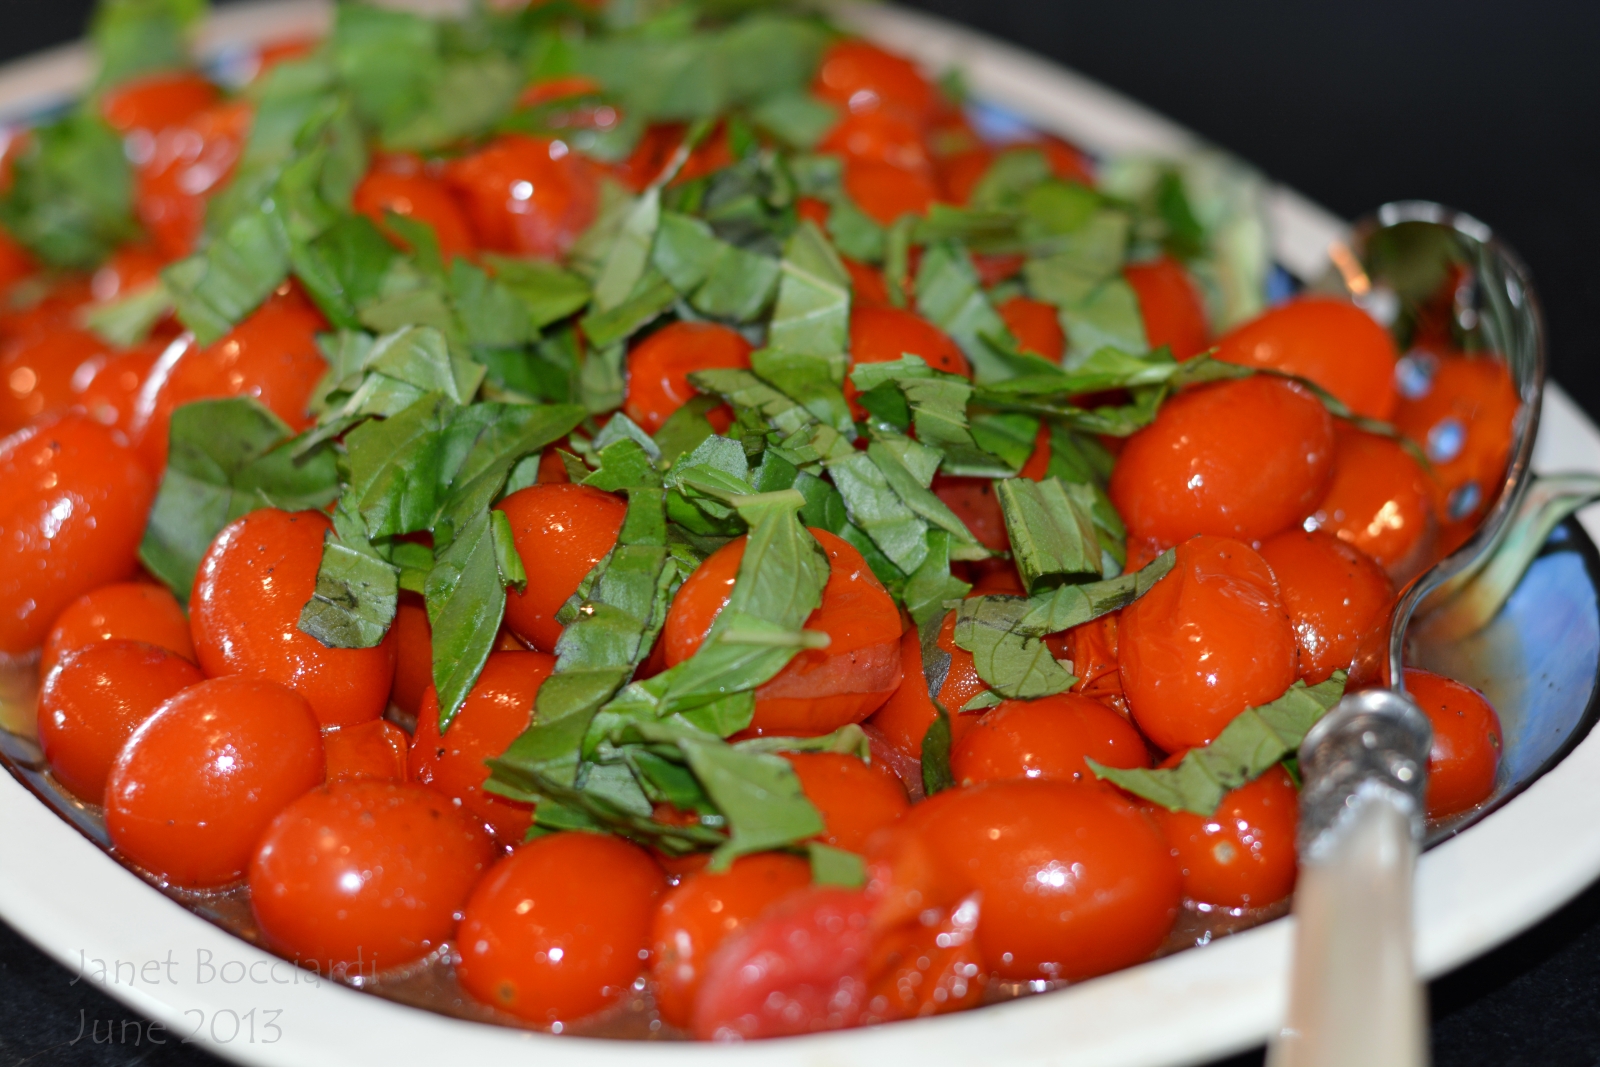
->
[353,163,475,262]
[0,325,109,434]
[848,305,969,418]
[866,615,987,761]
[1215,297,1399,421]
[1405,668,1502,818]
[649,852,812,1028]
[873,780,1180,981]
[624,321,752,434]
[250,781,494,972]
[37,641,203,803]
[134,101,250,259]
[133,287,328,473]
[456,832,666,1025]
[1124,256,1209,361]
[950,691,1150,787]
[843,158,939,226]
[1392,352,1518,527]
[786,751,909,851]
[1259,529,1393,684]
[105,676,325,887]
[41,580,194,677]
[811,40,937,125]
[389,595,433,715]
[410,650,556,841]
[496,484,627,652]
[191,508,397,728]
[1109,376,1335,548]
[100,71,219,133]
[663,528,904,736]
[997,295,1065,363]
[843,257,890,307]
[1149,764,1299,909]
[1305,425,1437,574]
[1119,536,1297,753]
[445,134,599,259]
[0,416,155,655]
[323,719,410,783]
[78,340,163,434]
[819,109,930,172]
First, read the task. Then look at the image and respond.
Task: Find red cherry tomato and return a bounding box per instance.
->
[456,832,666,1025]
[1149,763,1299,909]
[133,286,328,473]
[649,852,812,1028]
[100,71,219,134]
[997,295,1065,363]
[786,751,909,851]
[91,245,169,303]
[871,779,1180,981]
[389,594,433,715]
[819,110,931,171]
[1118,536,1297,753]
[353,160,476,262]
[811,40,937,125]
[134,101,251,259]
[410,650,555,841]
[843,158,939,226]
[848,305,970,417]
[950,692,1150,787]
[445,134,599,259]
[867,611,987,761]
[931,475,1007,553]
[1214,297,1399,421]
[1125,255,1209,361]
[250,781,493,973]
[0,416,155,655]
[1062,611,1129,716]
[77,339,164,434]
[1037,137,1095,186]
[496,483,627,652]
[1109,376,1335,548]
[623,321,752,434]
[41,580,195,677]
[37,641,203,803]
[1392,351,1519,528]
[323,719,410,783]
[105,676,325,888]
[191,508,397,728]
[0,325,110,434]
[1259,529,1393,684]
[0,276,92,342]
[664,528,904,736]
[842,256,890,308]
[1305,425,1436,574]
[1405,668,1502,818]
[938,146,994,206]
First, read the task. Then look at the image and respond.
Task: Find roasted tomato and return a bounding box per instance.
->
[843,158,940,226]
[949,692,1150,787]
[1259,529,1393,684]
[1214,297,1399,421]
[0,325,110,434]
[445,134,599,259]
[1304,425,1436,576]
[133,100,251,259]
[389,594,434,715]
[40,580,194,677]
[867,612,988,762]
[811,40,938,125]
[353,155,476,261]
[1405,668,1502,818]
[323,719,411,783]
[997,295,1066,363]
[819,109,931,172]
[624,321,752,434]
[1124,256,1209,361]
[77,339,165,434]
[1148,763,1299,910]
[847,305,970,417]
[786,751,909,851]
[496,484,627,652]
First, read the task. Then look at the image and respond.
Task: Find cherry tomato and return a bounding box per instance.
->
[624,321,752,434]
[649,852,812,1028]
[389,594,433,715]
[133,286,328,473]
[786,751,909,851]
[77,339,163,433]
[1036,137,1095,186]
[1118,535,1297,753]
[134,100,251,259]
[353,159,476,262]
[843,257,890,308]
[867,612,987,761]
[1109,376,1335,548]
[938,146,994,206]
[323,719,410,783]
[819,110,931,171]
[848,306,969,417]
[870,779,1180,981]
[1214,297,1399,421]
[796,196,832,230]
[191,508,397,727]
[664,528,904,736]
[1392,351,1518,527]
[811,40,937,125]
[968,561,1027,596]
[105,676,325,887]
[445,134,599,259]
[37,641,203,803]
[496,483,627,652]
[843,158,939,226]
[250,780,493,972]
[997,295,1065,363]
[950,692,1150,787]
[456,832,666,1025]
[0,325,110,434]
[1304,425,1436,575]
[1062,612,1131,717]
[1125,255,1209,361]
[411,650,555,841]
[931,475,1008,553]
[100,71,219,134]
[1404,668,1502,818]
[41,580,194,677]
[0,416,155,655]
[91,245,168,304]
[1149,764,1299,909]
[1259,529,1393,684]
[0,276,92,343]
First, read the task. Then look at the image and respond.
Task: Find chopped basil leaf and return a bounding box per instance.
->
[808,842,866,887]
[768,220,851,359]
[90,0,205,92]
[297,531,399,649]
[0,112,135,270]
[921,704,955,796]
[997,477,1103,592]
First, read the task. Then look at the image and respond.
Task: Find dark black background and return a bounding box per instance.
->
[4,2,1600,1065]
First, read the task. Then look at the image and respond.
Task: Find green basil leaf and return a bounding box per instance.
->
[0,111,135,269]
[593,187,661,313]
[768,220,850,359]
[297,532,399,649]
[921,703,955,796]
[997,476,1102,592]
[864,440,988,559]
[969,147,1053,211]
[382,57,521,151]
[903,529,972,627]
[683,737,825,870]
[449,259,535,349]
[481,255,592,329]
[808,842,867,887]
[692,243,781,323]
[162,206,292,345]
[584,438,664,492]
[82,281,174,348]
[90,0,205,92]
[579,270,677,348]
[914,240,1021,384]
[653,394,721,466]
[290,214,398,330]
[825,450,929,574]
[750,91,839,150]
[425,509,505,730]
[749,348,852,435]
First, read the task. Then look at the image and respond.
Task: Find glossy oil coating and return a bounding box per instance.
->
[950,691,1150,786]
[624,321,752,434]
[1214,296,1400,420]
[496,483,627,652]
[445,134,599,259]
[1260,529,1394,684]
[40,581,195,676]
[1149,764,1299,909]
